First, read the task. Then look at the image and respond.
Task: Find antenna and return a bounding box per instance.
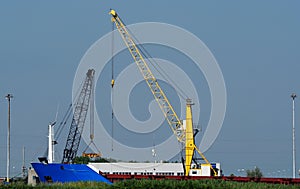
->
[55,103,60,123]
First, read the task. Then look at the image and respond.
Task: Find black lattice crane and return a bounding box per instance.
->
[62,69,95,163]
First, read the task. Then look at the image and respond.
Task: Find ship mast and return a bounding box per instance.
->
[48,122,56,163]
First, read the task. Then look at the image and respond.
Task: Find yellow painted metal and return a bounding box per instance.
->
[109,9,217,176]
[109,9,184,142]
[194,146,218,176]
[82,153,101,158]
[185,99,195,176]
[109,9,117,17]
[111,79,115,88]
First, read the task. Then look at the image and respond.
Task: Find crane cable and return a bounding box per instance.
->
[54,103,72,140]
[82,70,102,156]
[54,79,84,141]
[111,21,115,151]
[124,23,189,100]
[119,17,189,168]
[128,29,189,153]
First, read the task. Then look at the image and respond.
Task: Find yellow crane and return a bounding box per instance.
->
[109,9,217,176]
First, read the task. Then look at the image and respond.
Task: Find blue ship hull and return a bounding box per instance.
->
[31,163,111,184]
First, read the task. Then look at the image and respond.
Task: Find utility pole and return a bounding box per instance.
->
[291,93,297,179]
[22,146,26,178]
[5,94,13,182]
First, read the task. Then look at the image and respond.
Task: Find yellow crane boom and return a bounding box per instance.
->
[109,9,217,176]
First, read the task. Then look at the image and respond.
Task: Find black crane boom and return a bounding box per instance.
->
[62,69,95,163]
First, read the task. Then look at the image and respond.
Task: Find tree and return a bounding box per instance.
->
[73,156,90,164]
[90,157,109,163]
[73,156,117,164]
[246,167,263,178]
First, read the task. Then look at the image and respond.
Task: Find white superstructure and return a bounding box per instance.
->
[88,162,221,177]
[47,123,54,163]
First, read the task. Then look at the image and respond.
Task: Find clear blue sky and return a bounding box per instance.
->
[1,1,300,178]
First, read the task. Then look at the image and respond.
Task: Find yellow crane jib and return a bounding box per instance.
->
[109,9,184,142]
[109,9,217,177]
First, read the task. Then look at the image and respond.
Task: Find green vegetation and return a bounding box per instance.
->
[1,179,300,189]
[246,167,263,178]
[73,156,90,164]
[73,157,110,164]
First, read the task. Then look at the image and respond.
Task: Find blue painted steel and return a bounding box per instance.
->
[31,163,111,184]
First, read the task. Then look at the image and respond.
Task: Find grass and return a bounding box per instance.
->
[1,179,300,189]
